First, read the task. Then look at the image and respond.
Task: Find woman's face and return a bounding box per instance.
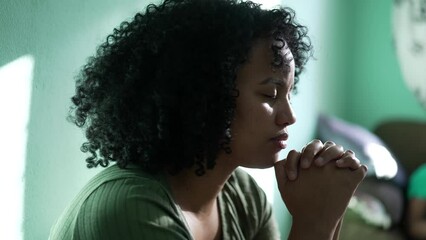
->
[226,38,296,168]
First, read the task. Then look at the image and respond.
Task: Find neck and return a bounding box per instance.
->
[166,156,236,214]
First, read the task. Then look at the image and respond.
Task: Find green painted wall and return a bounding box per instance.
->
[1,1,150,239]
[322,0,425,129]
[348,0,425,128]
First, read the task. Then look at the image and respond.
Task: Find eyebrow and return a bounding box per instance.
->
[260,77,285,86]
[260,77,294,90]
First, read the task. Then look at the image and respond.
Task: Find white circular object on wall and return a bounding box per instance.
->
[392,0,426,109]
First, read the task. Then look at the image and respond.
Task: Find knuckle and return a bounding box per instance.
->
[302,148,314,156]
[341,155,360,165]
[345,149,355,155]
[288,149,299,156]
[348,156,360,163]
[286,151,300,165]
[310,139,323,145]
[334,144,344,151]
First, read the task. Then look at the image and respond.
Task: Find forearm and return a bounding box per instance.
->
[408,199,426,239]
[288,219,336,240]
[409,220,426,239]
[332,218,342,240]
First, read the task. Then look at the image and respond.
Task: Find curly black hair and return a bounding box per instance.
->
[69,0,312,175]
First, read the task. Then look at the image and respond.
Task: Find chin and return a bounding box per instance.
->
[241,156,278,169]
[240,165,272,169]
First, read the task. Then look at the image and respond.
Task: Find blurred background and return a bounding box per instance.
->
[1,0,424,239]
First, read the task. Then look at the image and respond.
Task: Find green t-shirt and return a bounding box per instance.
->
[49,164,279,240]
[408,163,426,199]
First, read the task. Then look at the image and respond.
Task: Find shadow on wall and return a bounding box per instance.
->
[0,0,149,239]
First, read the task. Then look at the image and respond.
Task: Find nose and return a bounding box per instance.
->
[275,100,296,126]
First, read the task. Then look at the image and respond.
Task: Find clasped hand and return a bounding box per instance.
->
[274,140,368,236]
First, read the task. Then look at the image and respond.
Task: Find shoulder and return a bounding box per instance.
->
[80,164,175,211]
[221,168,276,238]
[408,164,426,199]
[223,168,267,205]
[222,169,280,239]
[51,165,190,240]
[410,164,426,185]
[81,167,175,217]
[227,168,264,193]
[224,168,271,218]
[411,164,426,179]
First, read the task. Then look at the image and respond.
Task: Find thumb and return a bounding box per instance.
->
[274,159,287,192]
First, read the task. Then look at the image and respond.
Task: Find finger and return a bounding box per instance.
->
[322,141,336,151]
[313,140,335,159]
[285,150,301,181]
[335,150,362,170]
[274,160,287,192]
[300,139,323,169]
[352,164,368,182]
[314,143,344,166]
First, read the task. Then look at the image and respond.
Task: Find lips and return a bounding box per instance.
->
[271,133,288,149]
[272,132,288,141]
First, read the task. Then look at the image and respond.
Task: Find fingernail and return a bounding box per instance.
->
[301,158,310,168]
[288,171,297,181]
[336,159,343,165]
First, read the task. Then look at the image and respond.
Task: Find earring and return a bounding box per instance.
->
[225,128,232,139]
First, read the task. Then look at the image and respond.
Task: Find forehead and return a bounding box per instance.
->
[249,38,294,71]
[236,38,295,86]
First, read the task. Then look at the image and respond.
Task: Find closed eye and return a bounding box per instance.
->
[263,93,277,99]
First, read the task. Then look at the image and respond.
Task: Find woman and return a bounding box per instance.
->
[50,0,367,239]
[407,163,426,239]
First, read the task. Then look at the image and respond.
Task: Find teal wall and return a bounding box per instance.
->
[1,0,424,239]
[1,1,150,239]
[348,0,425,128]
[321,0,426,128]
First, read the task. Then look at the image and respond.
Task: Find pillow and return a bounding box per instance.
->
[316,113,406,185]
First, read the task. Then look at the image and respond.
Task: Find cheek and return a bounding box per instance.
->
[229,102,278,167]
[233,102,274,136]
[241,102,273,124]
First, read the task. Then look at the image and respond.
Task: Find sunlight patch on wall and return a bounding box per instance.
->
[365,143,398,179]
[242,167,276,204]
[0,55,34,240]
